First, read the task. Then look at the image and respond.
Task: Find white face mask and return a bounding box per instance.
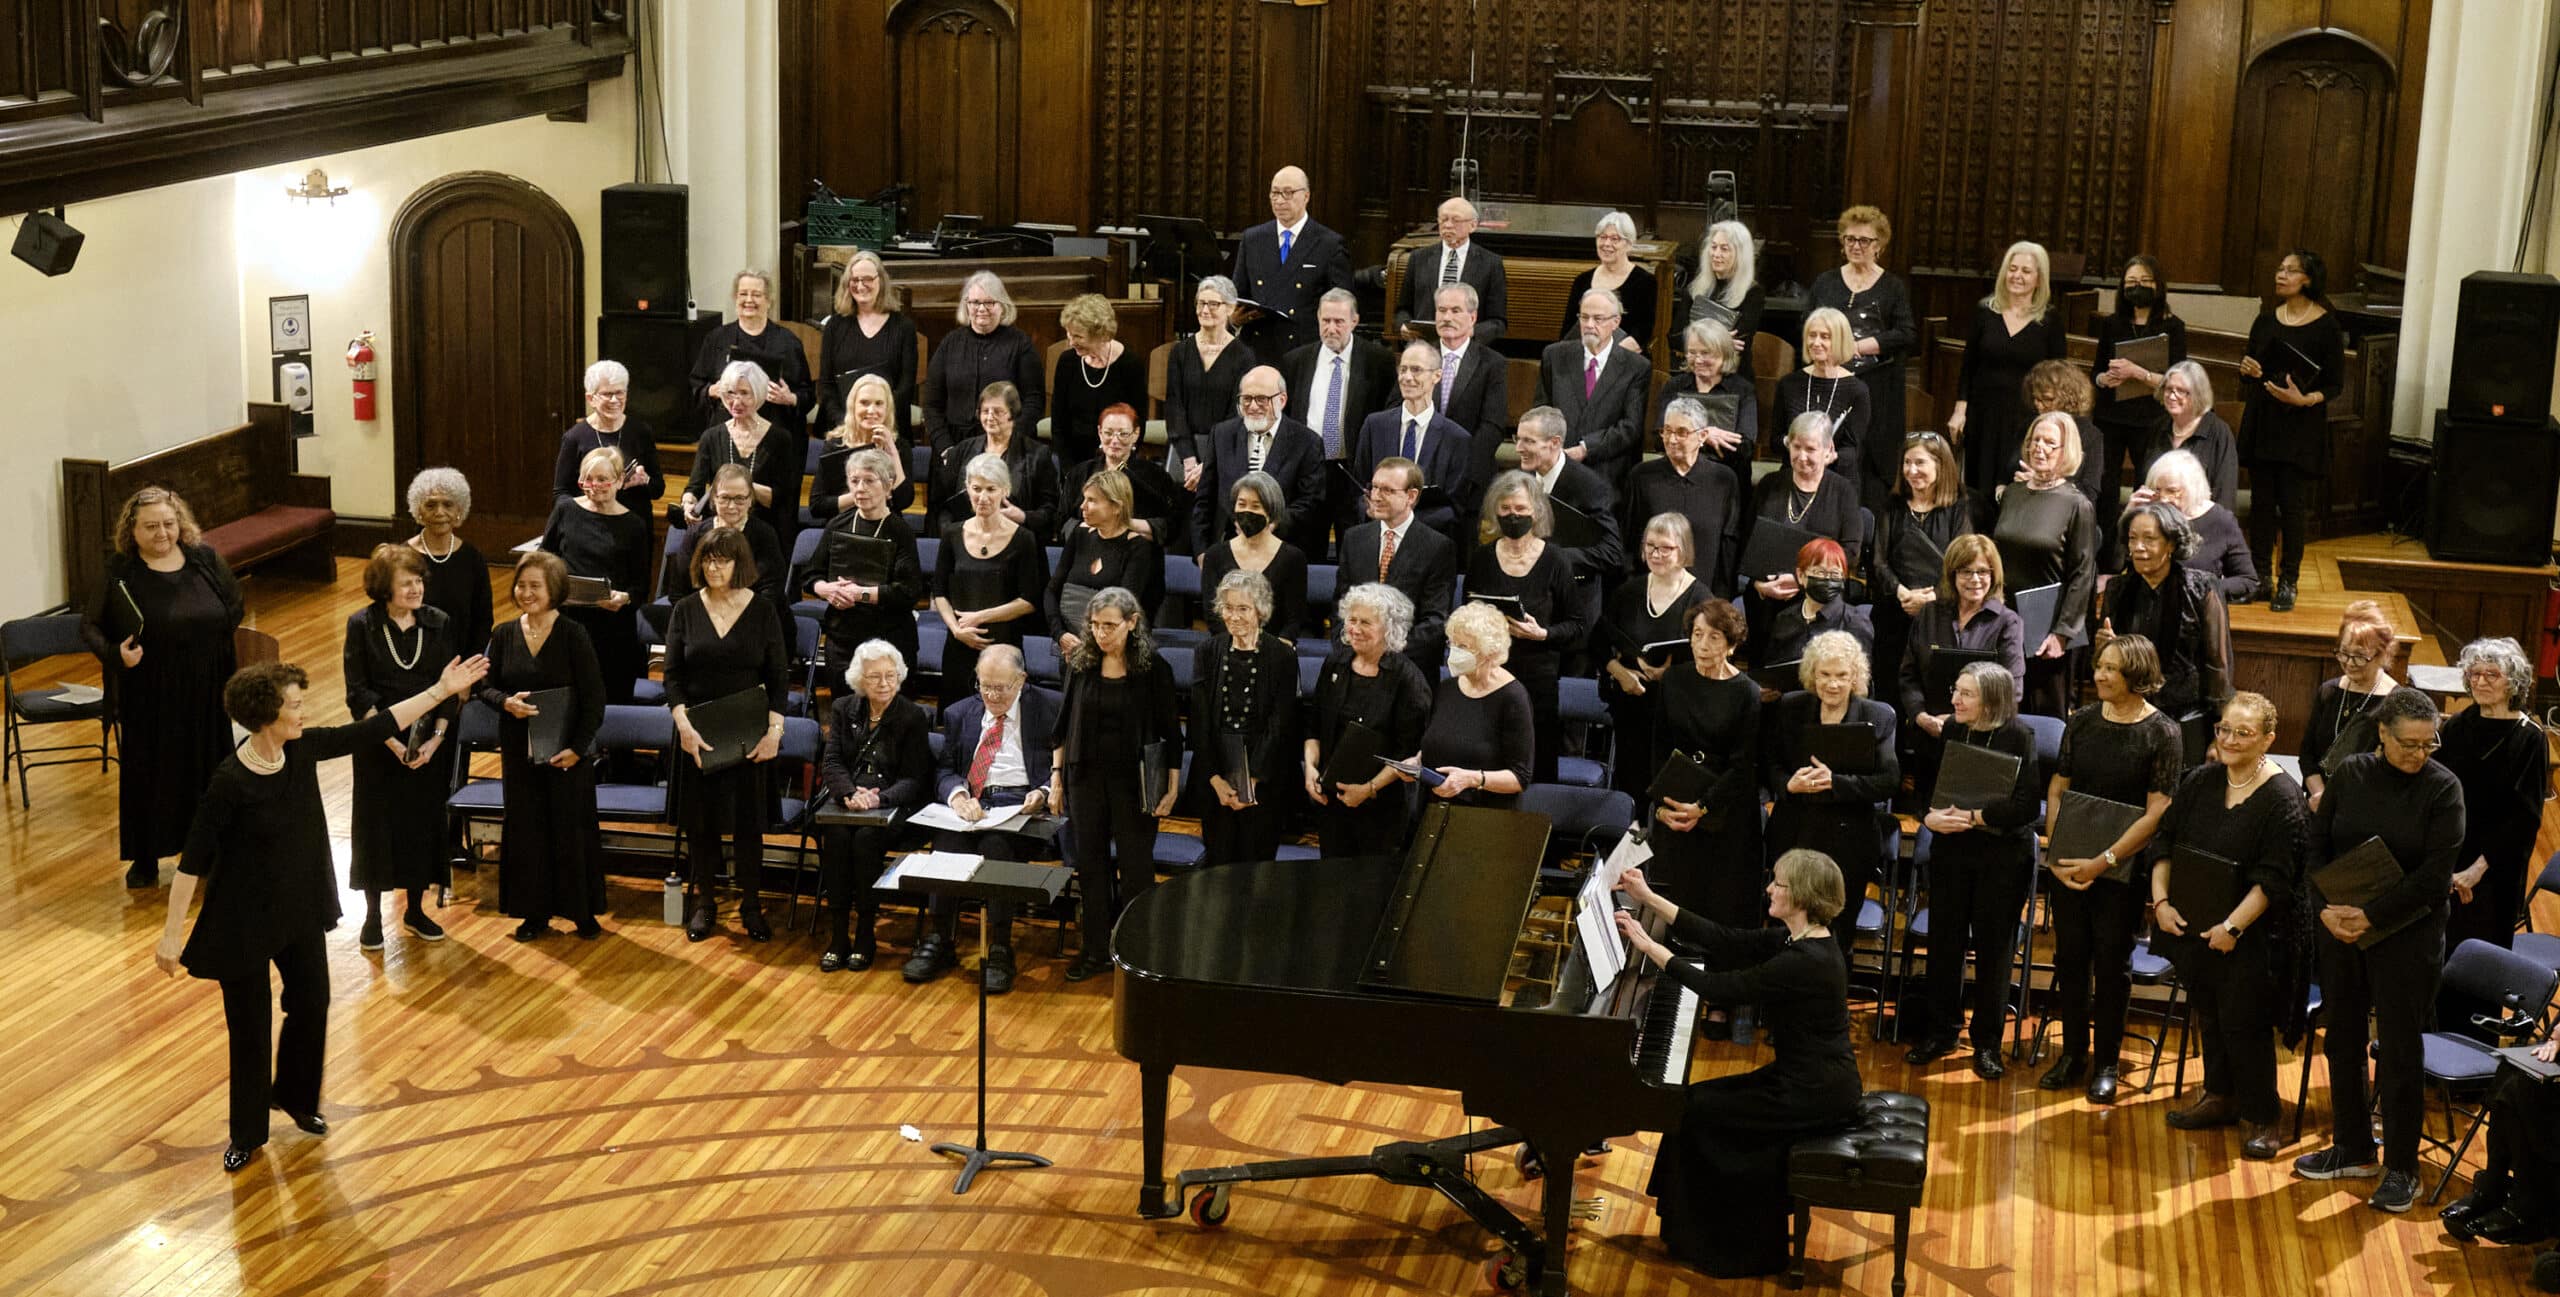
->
[1446,646,1481,677]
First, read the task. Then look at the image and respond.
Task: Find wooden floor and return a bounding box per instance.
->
[2,538,2555,1297]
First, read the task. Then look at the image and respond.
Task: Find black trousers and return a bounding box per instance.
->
[1318,783,1413,858]
[1921,844,2031,1050]
[1067,764,1158,956]
[1199,798,1283,867]
[2484,1063,2560,1225]
[2318,916,2445,1174]
[2179,934,2283,1124]
[681,760,767,904]
[929,786,1034,948]
[820,823,897,941]
[2245,462,2314,586]
[216,929,330,1149]
[2049,873,2142,1066]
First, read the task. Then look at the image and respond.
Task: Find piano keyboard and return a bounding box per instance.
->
[1633,976,1701,1087]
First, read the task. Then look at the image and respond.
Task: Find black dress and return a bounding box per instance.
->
[1918,719,2040,1049]
[1648,664,1764,926]
[1565,265,1659,350]
[1060,657,1186,954]
[1047,527,1164,635]
[1164,334,1259,465]
[691,319,815,443]
[1416,676,1534,811]
[2301,678,2393,792]
[1623,451,1746,595]
[1773,371,1873,490]
[1991,479,2097,653]
[1047,345,1151,470]
[1464,542,1585,784]
[1955,304,2069,495]
[1810,268,1917,471]
[2155,762,2308,1126]
[1760,693,1900,934]
[83,545,241,866]
[1648,922,1862,1279]
[552,419,666,518]
[1191,631,1300,865]
[684,422,805,549]
[2049,703,2184,1068]
[1307,649,1435,856]
[815,309,920,440]
[805,508,924,679]
[663,591,791,901]
[415,538,495,657]
[342,604,461,892]
[1869,500,1973,692]
[2239,310,2346,474]
[1198,539,1311,642]
[1600,574,1709,800]
[933,521,1048,696]
[922,324,1045,455]
[540,498,653,706]
[2438,710,2551,952]
[480,616,608,922]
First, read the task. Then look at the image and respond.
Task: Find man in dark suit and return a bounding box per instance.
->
[1433,283,1512,490]
[1339,455,1459,673]
[1533,287,1653,490]
[1285,289,1398,555]
[1393,196,1508,342]
[1232,166,1354,358]
[1511,406,1623,579]
[906,646,1061,995]
[1351,342,1476,546]
[1192,365,1327,550]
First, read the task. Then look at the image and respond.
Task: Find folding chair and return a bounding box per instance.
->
[2410,939,2559,1203]
[2,613,114,807]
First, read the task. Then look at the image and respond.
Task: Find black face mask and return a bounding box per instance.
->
[2120,285,2158,309]
[1804,577,1846,604]
[1497,514,1536,540]
[1233,511,1270,538]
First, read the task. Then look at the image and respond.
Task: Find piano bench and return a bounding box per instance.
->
[1786,1091,1931,1296]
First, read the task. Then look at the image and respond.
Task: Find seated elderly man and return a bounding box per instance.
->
[904,645,1063,996]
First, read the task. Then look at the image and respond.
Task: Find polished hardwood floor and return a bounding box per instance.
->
[1,537,2554,1297]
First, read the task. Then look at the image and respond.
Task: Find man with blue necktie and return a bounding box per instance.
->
[1285,290,1397,558]
[1231,165,1353,358]
[1352,342,1475,547]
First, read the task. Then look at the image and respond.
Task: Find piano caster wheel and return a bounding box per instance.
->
[1482,1250,1528,1292]
[1188,1185,1230,1228]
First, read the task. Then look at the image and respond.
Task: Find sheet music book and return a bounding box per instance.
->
[1747,659,1804,694]
[1319,720,1386,791]
[1548,499,1606,551]
[2014,582,2061,648]
[2310,837,2421,949]
[1635,638,1688,669]
[2494,1045,2560,1083]
[1573,829,1653,998]
[686,685,771,775]
[1693,296,1739,328]
[2047,790,2143,884]
[2267,339,2325,391]
[2114,335,2172,401]
[1741,517,1820,583]
[1643,750,1714,808]
[1920,647,2002,709]
[2165,844,2242,931]
[1213,732,1258,806]
[812,802,900,827]
[825,530,896,586]
[1807,721,1879,774]
[1141,739,1175,808]
[1929,738,2021,811]
[1891,518,1948,584]
[562,575,613,607]
[523,687,575,761]
[401,712,436,763]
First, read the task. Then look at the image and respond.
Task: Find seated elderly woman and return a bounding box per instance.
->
[1761,537,1874,674]
[2127,447,2257,603]
[1305,583,1437,857]
[1407,601,1533,811]
[1651,319,1760,487]
[1192,569,1301,865]
[817,640,938,972]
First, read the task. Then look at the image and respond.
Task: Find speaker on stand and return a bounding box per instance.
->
[2447,270,2560,421]
[597,312,719,446]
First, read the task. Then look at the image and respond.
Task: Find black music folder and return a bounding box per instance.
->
[1747,659,1804,694]
[2014,582,2061,648]
[1141,739,1176,808]
[686,685,771,775]
[825,530,896,586]
[1212,732,1258,806]
[2266,339,2325,391]
[104,579,146,642]
[1643,750,1714,808]
[1929,738,2021,812]
[523,687,576,761]
[2047,790,2143,884]
[2114,335,2172,401]
[1921,646,2002,708]
[2165,844,2242,931]
[2494,1046,2560,1083]
[562,574,613,607]
[1358,804,1551,1002]
[812,802,900,828]
[1318,720,1386,791]
[815,443,853,498]
[1635,638,1687,669]
[1467,591,1525,617]
[1741,517,1820,583]
[401,712,437,763]
[1807,721,1879,774]
[1691,391,1742,434]
[1548,499,1606,550]
[2309,837,2420,949]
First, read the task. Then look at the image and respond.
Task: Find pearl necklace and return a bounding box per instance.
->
[238,737,285,775]
[2227,757,2267,790]
[415,533,458,563]
[382,614,424,671]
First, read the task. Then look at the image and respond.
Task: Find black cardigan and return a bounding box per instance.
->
[2098,562,2232,720]
[1190,631,1301,793]
[821,692,937,808]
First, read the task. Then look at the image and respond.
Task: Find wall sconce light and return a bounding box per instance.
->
[287,168,350,204]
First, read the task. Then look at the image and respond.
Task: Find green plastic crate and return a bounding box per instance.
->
[806,198,893,250]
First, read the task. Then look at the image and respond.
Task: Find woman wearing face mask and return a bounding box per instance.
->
[1775,308,1874,497]
[1760,631,1900,972]
[1048,470,1164,660]
[1192,570,1300,866]
[1871,431,1971,693]
[405,468,493,659]
[540,446,653,705]
[2096,502,2233,763]
[1060,404,1179,549]
[1949,241,2067,497]
[1306,583,1436,856]
[1645,598,1765,1039]
[2091,257,2185,521]
[341,545,464,951]
[2300,600,2401,812]
[1197,471,1309,641]
[1762,537,1872,675]
[810,373,916,523]
[689,268,814,444]
[806,448,925,699]
[1991,411,2097,717]
[1465,471,1586,784]
[1905,662,2038,1080]
[1409,602,1533,811]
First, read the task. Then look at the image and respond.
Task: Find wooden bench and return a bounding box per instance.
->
[61,403,337,606]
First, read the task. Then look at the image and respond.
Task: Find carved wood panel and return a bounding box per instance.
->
[1093,0,1262,230]
[892,0,1019,226]
[2224,34,2393,299]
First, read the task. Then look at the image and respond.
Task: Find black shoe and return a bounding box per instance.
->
[2443,1186,2509,1238]
[125,860,157,889]
[512,919,547,942]
[359,918,385,951]
[404,909,446,942]
[903,935,954,983]
[2242,1122,2284,1161]
[2086,1065,2122,1105]
[572,916,602,940]
[1064,950,1112,982]
[2470,1205,2555,1246]
[848,927,877,971]
[1904,1035,1959,1066]
[981,946,1016,995]
[738,903,772,944]
[222,1143,261,1173]
[2166,1094,2239,1130]
[2294,1146,2384,1180]
[685,901,716,943]
[1972,1048,2006,1081]
[273,1105,327,1136]
[2370,1169,2420,1214]
[2039,1053,2088,1090]
[820,941,852,973]
[2270,581,2298,614]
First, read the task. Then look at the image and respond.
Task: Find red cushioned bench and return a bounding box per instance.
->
[60,402,337,605]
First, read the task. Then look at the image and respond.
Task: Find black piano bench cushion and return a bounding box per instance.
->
[1786,1092,1931,1293]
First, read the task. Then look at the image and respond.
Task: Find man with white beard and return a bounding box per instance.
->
[1193,365,1327,549]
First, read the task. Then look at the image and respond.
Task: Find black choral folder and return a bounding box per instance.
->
[1318,720,1386,792]
[562,575,613,607]
[1806,721,1879,774]
[2165,844,2242,931]
[2309,837,2420,949]
[1746,659,1804,694]
[1929,738,2021,812]
[523,687,576,762]
[1643,750,1714,807]
[824,530,896,587]
[686,685,771,775]
[2047,790,2143,884]
[2014,582,2061,649]
[1548,499,1606,551]
[1740,517,1820,584]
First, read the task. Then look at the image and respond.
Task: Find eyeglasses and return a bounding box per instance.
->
[591,389,628,402]
[1088,619,1129,634]
[1955,569,1994,582]
[963,298,1001,310]
[977,681,1023,697]
[1269,186,1306,198]
[1368,483,1412,496]
[1237,393,1279,407]
[1577,312,1620,324]
[2335,648,2379,668]
[2212,724,2262,741]
[1396,363,1437,376]
[2382,731,2443,753]
[1840,235,1879,248]
[713,492,752,505]
[1642,540,1681,554]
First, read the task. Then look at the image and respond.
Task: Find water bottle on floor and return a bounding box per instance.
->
[664,873,684,925]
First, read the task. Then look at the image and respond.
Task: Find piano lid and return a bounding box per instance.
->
[1114,855,1404,996]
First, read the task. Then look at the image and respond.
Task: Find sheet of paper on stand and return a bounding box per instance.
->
[893,851,986,884]
[906,800,1031,834]
[1573,828,1652,1005]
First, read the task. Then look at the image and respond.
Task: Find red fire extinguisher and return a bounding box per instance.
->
[346,331,378,421]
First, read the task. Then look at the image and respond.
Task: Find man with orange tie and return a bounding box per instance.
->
[1338,456,1457,674]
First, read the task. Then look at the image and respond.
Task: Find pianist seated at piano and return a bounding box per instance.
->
[1613,851,1863,1279]
[1761,630,1900,968]
[1759,537,1873,677]
[1304,583,1435,858]
[1402,601,1532,811]
[816,641,937,973]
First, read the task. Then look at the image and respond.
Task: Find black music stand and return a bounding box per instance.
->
[899,854,1073,1193]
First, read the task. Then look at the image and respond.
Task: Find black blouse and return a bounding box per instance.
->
[1061,655,1184,772]
[177,712,401,980]
[343,604,460,733]
[1749,471,1864,569]
[1624,453,1746,595]
[803,509,924,654]
[1810,268,1918,376]
[937,434,1063,541]
[1601,575,1707,672]
[1048,527,1164,633]
[1651,369,1760,486]
[1061,455,1183,549]
[1047,346,1152,470]
[667,516,789,612]
[1464,543,1587,664]
[691,320,815,442]
[479,615,607,759]
[1417,676,1535,809]
[2302,678,2392,785]
[1308,650,1436,777]
[539,499,652,603]
[2141,412,2242,513]
[815,309,920,439]
[2156,762,2308,919]
[1199,539,1311,642]
[1653,665,1761,825]
[1672,278,1769,368]
[1165,334,1260,463]
[2184,505,2260,603]
[2439,710,2550,881]
[553,419,666,517]
[1657,919,1858,1095]
[1760,693,1902,811]
[663,591,790,716]
[1192,631,1300,789]
[1991,482,2097,645]
[1873,501,1973,600]
[2239,309,2346,471]
[923,324,1045,450]
[2090,311,2188,441]
[416,540,494,658]
[2099,563,2231,720]
[1774,370,1873,481]
[2055,703,2185,851]
[1931,719,2042,858]
[1957,304,2070,462]
[934,521,1048,631]
[2309,752,2465,934]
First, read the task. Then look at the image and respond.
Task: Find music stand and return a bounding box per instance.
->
[1135,213,1223,294]
[898,854,1073,1193]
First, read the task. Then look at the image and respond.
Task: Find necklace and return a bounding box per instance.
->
[239,737,285,775]
[1079,353,1112,388]
[1812,373,1844,423]
[416,533,458,563]
[2227,757,2266,790]
[1785,484,1816,526]
[382,615,424,670]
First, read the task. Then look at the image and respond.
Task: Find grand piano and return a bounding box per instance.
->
[1113,805,1701,1295]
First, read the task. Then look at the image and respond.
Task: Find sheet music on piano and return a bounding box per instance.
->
[1572,827,1651,1010]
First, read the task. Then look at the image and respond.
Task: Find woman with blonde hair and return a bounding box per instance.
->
[1775,306,1874,493]
[1759,630,1900,958]
[1048,293,1150,468]
[689,268,813,441]
[1809,205,1918,511]
[1949,240,2067,495]
[1407,601,1534,811]
[816,249,918,441]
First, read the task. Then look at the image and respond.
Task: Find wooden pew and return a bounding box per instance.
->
[60,403,336,607]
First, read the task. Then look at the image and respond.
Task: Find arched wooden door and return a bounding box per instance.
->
[389,172,583,555]
[2224,34,2396,296]
[889,0,1018,226]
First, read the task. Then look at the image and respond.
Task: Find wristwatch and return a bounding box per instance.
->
[2222,922,2244,938]
[2101,848,2119,868]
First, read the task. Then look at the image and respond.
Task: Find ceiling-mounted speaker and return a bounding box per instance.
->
[11,209,82,276]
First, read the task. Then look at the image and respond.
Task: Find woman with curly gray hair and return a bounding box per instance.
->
[1056,587,1185,982]
[1305,583,1435,855]
[1192,569,1299,865]
[2439,636,2549,955]
[405,466,493,656]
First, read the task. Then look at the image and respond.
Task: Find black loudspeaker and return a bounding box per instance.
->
[2428,410,2560,566]
[597,312,719,440]
[11,210,83,276]
[2448,270,2560,422]
[601,183,689,316]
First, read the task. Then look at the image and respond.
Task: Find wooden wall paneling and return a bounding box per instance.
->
[2221,32,2394,299]
[1840,1,1922,226]
[890,0,1019,227]
[1092,0,1260,232]
[1251,0,1324,202]
[1018,0,1094,229]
